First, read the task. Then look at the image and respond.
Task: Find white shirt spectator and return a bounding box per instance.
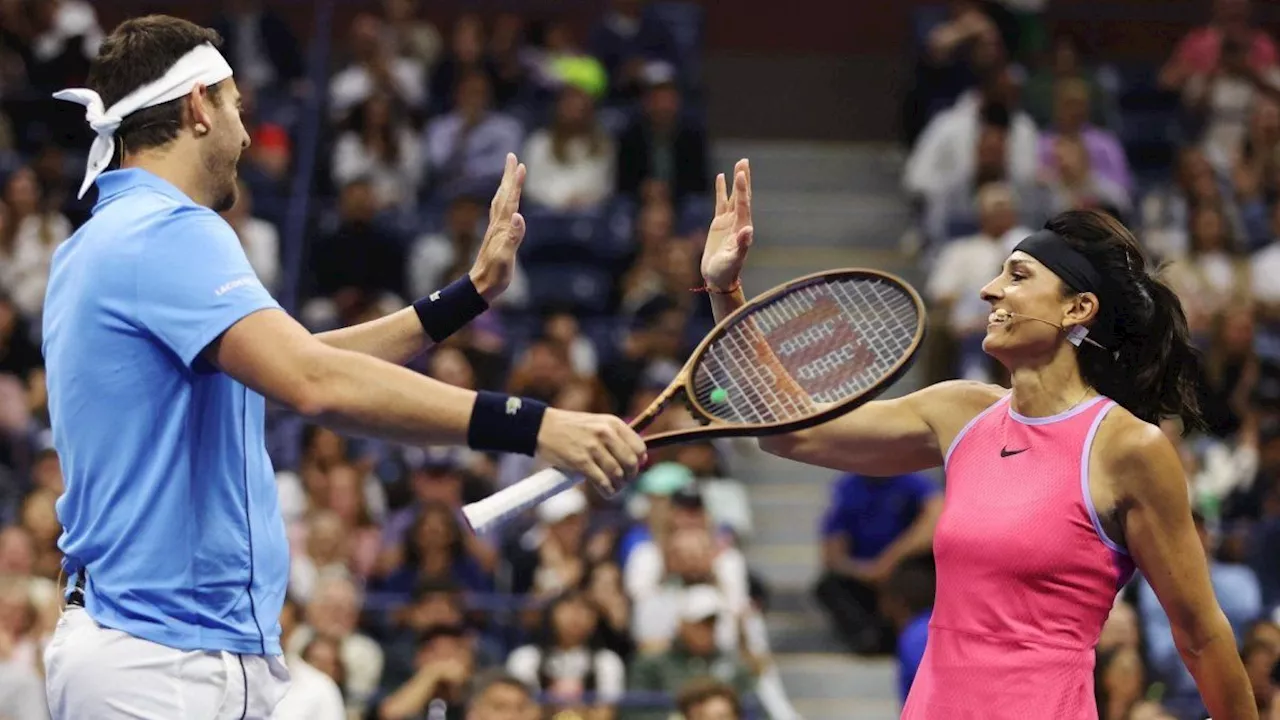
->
[236,217,280,294]
[927,226,1031,334]
[287,625,384,716]
[330,59,426,120]
[506,645,626,703]
[1252,241,1280,303]
[1186,69,1280,171]
[4,213,73,318]
[272,655,346,720]
[521,131,616,210]
[625,542,750,653]
[903,91,1040,197]
[331,128,425,210]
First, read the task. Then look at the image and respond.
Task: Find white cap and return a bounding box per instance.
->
[679,584,722,623]
[536,487,587,525]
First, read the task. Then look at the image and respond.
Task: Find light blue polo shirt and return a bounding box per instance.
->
[42,168,288,656]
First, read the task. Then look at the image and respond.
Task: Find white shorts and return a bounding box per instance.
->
[43,606,292,720]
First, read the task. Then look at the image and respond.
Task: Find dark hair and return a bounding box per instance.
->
[467,669,535,705]
[1045,210,1205,432]
[86,15,225,154]
[676,678,742,719]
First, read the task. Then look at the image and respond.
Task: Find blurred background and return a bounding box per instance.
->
[1,0,1280,719]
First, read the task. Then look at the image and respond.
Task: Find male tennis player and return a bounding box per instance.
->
[39,16,644,719]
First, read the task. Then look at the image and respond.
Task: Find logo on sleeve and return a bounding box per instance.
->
[430,290,441,302]
[506,397,522,415]
[214,276,257,296]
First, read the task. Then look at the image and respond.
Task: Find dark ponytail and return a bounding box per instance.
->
[1044,210,1205,432]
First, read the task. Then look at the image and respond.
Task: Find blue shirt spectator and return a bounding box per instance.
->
[898,610,932,703]
[820,471,941,561]
[1136,512,1262,716]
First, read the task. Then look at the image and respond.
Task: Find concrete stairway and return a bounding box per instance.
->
[711,140,923,720]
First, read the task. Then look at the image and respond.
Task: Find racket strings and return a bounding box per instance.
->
[691,276,920,424]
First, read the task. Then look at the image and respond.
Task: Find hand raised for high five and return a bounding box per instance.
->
[700,158,754,293]
[469,153,527,303]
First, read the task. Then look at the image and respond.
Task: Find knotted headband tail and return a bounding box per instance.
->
[53,42,234,199]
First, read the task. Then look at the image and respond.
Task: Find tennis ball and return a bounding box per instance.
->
[710,388,728,404]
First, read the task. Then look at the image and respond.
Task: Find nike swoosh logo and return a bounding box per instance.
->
[1000,447,1029,457]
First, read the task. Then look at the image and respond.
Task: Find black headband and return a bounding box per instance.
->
[1011,229,1104,295]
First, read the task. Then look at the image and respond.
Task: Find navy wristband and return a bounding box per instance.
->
[467,391,547,456]
[414,276,489,343]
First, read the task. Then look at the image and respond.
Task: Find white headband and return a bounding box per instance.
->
[53,42,234,199]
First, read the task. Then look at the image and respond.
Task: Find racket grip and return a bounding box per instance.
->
[461,467,580,535]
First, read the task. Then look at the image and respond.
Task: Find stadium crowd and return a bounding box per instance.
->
[803,0,1280,718]
[0,1,801,719]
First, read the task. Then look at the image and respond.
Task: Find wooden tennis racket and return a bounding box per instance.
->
[462,268,926,534]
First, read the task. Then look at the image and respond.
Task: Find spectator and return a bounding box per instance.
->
[1037,78,1131,196]
[904,68,1040,201]
[381,0,443,72]
[505,487,600,598]
[376,499,495,594]
[1039,135,1132,218]
[1023,33,1119,132]
[627,585,756,720]
[1181,29,1280,172]
[464,670,541,720]
[274,595,346,720]
[425,70,524,201]
[583,560,637,661]
[290,510,350,604]
[616,62,709,205]
[378,623,480,720]
[0,574,48,720]
[881,559,936,706]
[290,574,386,717]
[1245,636,1280,718]
[1163,203,1251,340]
[1141,147,1224,262]
[238,122,291,228]
[220,178,280,294]
[1094,645,1148,720]
[330,13,426,122]
[1,166,71,320]
[302,178,408,328]
[902,0,1002,145]
[210,0,303,96]
[523,84,615,211]
[1159,0,1278,94]
[409,193,525,309]
[0,292,40,383]
[600,297,688,415]
[332,92,425,212]
[429,14,506,117]
[814,470,942,655]
[507,588,627,716]
[588,0,678,102]
[926,182,1034,381]
[676,678,742,720]
[1138,510,1262,716]
[19,488,58,580]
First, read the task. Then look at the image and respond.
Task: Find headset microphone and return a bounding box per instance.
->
[991,309,1107,351]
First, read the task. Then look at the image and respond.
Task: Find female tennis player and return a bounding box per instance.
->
[701,161,1257,719]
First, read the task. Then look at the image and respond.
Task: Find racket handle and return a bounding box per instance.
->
[461,467,580,535]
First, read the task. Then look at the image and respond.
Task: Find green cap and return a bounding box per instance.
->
[636,462,694,496]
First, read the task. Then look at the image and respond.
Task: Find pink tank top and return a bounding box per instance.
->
[901,394,1135,720]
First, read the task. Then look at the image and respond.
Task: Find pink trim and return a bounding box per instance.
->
[944,394,1009,471]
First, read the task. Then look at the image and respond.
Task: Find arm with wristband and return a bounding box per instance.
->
[314,153,526,364]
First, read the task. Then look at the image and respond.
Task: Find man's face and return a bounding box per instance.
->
[201,79,251,213]
[678,617,717,655]
[467,683,538,720]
